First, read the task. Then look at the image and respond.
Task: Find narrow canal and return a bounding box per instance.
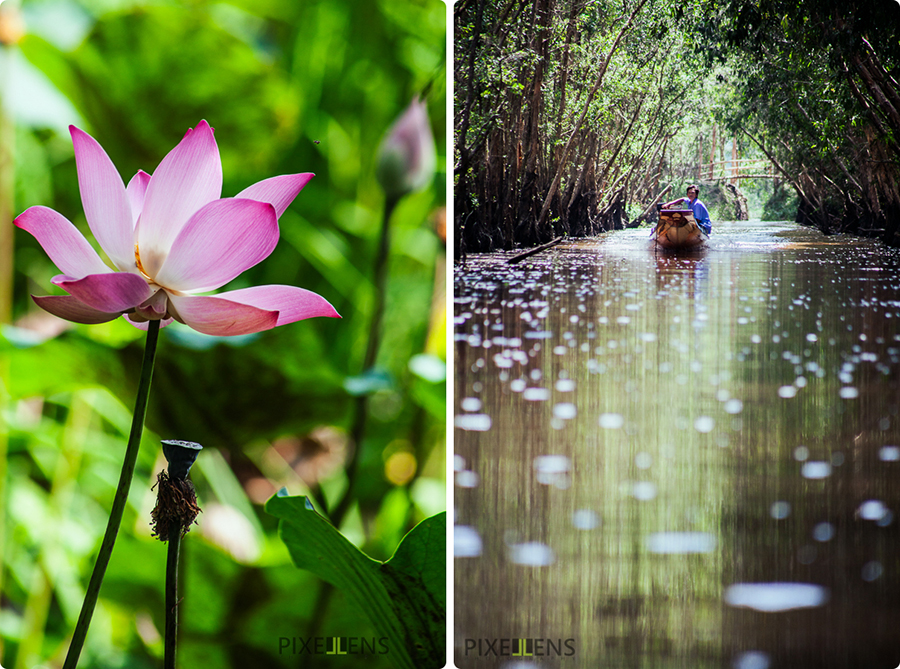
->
[453,221,900,669]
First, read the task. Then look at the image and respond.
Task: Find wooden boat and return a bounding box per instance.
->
[652,208,708,250]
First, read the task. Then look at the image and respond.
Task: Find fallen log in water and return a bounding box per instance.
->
[507,236,565,264]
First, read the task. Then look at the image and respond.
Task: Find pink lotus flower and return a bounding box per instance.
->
[15,121,339,336]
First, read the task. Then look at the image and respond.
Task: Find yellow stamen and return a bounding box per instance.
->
[134,243,152,281]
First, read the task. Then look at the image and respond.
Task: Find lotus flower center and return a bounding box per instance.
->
[134,243,153,281]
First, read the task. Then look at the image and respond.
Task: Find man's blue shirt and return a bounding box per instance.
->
[680,197,712,235]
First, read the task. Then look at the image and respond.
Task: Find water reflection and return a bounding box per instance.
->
[645,531,716,554]
[723,582,829,612]
[454,222,900,668]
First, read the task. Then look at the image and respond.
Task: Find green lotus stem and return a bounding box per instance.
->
[362,195,398,373]
[64,319,161,668]
[309,196,397,642]
[165,525,182,669]
[330,195,398,527]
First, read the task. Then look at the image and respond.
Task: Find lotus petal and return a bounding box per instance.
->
[55,272,154,313]
[14,206,111,278]
[71,127,135,271]
[138,120,222,276]
[126,170,151,226]
[167,293,279,336]
[236,173,314,219]
[214,284,341,326]
[33,295,122,324]
[125,313,175,330]
[133,289,169,320]
[155,199,278,292]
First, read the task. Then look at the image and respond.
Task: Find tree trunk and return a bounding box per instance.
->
[531,0,650,240]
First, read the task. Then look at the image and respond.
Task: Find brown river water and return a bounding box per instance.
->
[453,221,900,669]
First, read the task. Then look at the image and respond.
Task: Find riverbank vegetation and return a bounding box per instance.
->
[454,0,900,254]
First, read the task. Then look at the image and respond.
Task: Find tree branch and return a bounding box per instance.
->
[531,0,650,237]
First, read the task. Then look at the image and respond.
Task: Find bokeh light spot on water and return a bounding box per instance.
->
[858,499,888,520]
[555,378,576,392]
[839,386,860,399]
[533,454,570,473]
[724,398,744,414]
[635,452,653,469]
[493,354,514,368]
[508,542,555,566]
[733,650,771,669]
[454,454,466,471]
[572,509,600,530]
[456,470,480,488]
[454,526,483,557]
[862,561,884,582]
[599,413,625,429]
[813,522,836,542]
[552,403,577,420]
[801,461,832,479]
[879,445,900,461]
[460,397,483,412]
[770,501,791,519]
[694,416,715,433]
[723,582,829,611]
[534,455,572,488]
[455,414,492,431]
[523,387,550,401]
[645,531,716,554]
[793,445,809,461]
[632,481,658,501]
[778,385,797,398]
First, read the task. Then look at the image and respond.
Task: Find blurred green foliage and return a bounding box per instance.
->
[0,0,446,666]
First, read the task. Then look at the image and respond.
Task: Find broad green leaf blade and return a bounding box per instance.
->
[18,34,87,115]
[381,512,446,665]
[265,494,416,669]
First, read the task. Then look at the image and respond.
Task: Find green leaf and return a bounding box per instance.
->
[18,34,87,113]
[378,509,445,664]
[265,493,445,668]
[1,331,127,400]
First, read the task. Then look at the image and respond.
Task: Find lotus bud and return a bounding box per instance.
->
[376,97,436,200]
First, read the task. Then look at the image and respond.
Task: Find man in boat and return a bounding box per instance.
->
[661,184,712,235]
